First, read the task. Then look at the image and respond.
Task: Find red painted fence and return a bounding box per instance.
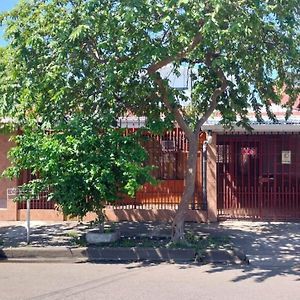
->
[17,129,205,211]
[217,133,300,220]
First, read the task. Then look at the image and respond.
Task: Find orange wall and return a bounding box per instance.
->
[0,134,18,220]
[207,133,217,222]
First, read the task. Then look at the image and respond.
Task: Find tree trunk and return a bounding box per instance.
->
[96,205,105,233]
[171,133,199,242]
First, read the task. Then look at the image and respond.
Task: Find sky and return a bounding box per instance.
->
[0,0,20,46]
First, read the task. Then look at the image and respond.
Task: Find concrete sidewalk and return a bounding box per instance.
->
[0,220,227,247]
[0,221,91,247]
[0,221,247,264]
[2,220,300,266]
[199,221,300,267]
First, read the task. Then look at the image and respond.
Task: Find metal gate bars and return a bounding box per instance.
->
[217,133,300,220]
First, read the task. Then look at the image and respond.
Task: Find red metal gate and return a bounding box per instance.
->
[114,129,205,210]
[217,133,300,220]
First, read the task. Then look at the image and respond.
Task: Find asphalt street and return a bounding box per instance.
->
[1,262,300,300]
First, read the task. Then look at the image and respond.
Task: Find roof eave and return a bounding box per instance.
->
[202,123,300,133]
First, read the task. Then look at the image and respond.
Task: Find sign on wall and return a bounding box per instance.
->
[282,150,291,164]
[241,147,257,156]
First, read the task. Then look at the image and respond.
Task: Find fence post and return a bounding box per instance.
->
[26,199,30,244]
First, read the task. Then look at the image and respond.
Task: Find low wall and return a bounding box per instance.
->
[16,208,209,223]
[105,208,208,223]
[18,209,65,221]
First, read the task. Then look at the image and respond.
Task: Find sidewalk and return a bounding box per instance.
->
[3,220,300,266]
[0,221,246,264]
[0,221,90,247]
[199,221,300,267]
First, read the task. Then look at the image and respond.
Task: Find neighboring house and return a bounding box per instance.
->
[0,133,18,220]
[202,95,300,221]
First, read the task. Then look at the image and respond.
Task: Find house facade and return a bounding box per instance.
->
[203,122,300,221]
[0,126,218,222]
[1,103,300,222]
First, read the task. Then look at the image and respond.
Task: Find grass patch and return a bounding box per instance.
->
[167,232,231,253]
[96,236,168,248]
[66,230,79,239]
[89,232,231,252]
[65,227,231,251]
[66,230,86,246]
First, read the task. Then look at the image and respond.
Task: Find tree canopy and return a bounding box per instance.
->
[0,0,299,240]
[5,117,154,219]
[1,0,299,127]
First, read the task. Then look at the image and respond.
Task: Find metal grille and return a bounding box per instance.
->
[16,129,205,211]
[16,169,55,210]
[13,189,55,210]
[113,129,205,210]
[112,180,202,210]
[217,133,300,220]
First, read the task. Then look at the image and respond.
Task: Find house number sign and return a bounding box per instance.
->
[282,150,291,164]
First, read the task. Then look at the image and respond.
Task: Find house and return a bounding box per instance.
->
[2,94,300,222]
[0,66,217,223]
[1,64,300,222]
[0,120,216,222]
[2,100,300,222]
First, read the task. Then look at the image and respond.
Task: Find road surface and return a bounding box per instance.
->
[1,262,300,300]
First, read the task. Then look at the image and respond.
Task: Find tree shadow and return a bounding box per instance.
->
[1,219,300,284]
[114,220,300,282]
[205,263,300,283]
[0,221,174,247]
[0,222,90,247]
[199,222,300,282]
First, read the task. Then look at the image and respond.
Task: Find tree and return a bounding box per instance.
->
[1,0,299,241]
[4,116,154,229]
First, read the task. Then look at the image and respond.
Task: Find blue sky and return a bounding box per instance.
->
[0,0,20,46]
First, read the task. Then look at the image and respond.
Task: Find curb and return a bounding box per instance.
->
[86,247,196,263]
[0,247,196,263]
[0,246,248,264]
[198,248,249,265]
[0,247,86,259]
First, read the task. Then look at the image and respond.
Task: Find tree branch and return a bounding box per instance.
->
[85,21,204,69]
[84,40,133,64]
[147,21,204,74]
[145,23,205,139]
[154,74,193,139]
[161,28,171,45]
[195,53,228,133]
